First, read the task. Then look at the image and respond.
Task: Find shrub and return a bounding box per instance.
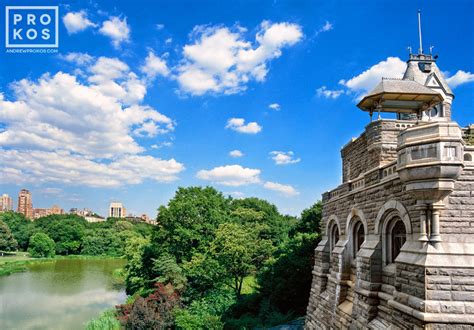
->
[28,233,55,258]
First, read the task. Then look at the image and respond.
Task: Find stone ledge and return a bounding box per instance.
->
[388,299,474,324]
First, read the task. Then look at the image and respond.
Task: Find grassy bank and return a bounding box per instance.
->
[0,252,125,277]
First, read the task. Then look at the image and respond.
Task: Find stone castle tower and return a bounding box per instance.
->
[305,48,474,327]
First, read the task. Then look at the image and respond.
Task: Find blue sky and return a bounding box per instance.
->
[1,0,473,217]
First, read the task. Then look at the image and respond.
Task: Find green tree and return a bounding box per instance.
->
[290,201,322,236]
[124,236,150,295]
[152,186,231,263]
[0,211,35,250]
[210,223,259,298]
[35,215,87,255]
[28,232,55,257]
[0,220,18,252]
[231,198,295,245]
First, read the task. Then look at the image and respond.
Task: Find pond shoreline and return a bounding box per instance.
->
[0,252,125,277]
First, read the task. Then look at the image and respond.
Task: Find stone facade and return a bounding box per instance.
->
[305,54,474,329]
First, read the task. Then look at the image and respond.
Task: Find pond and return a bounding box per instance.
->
[0,258,126,330]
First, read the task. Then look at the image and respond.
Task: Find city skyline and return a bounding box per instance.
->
[1,0,473,217]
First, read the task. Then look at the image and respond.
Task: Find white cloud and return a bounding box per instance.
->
[0,150,184,187]
[165,38,173,44]
[268,103,281,111]
[226,118,262,134]
[197,165,260,186]
[315,21,333,35]
[176,21,302,95]
[41,187,62,195]
[316,86,344,99]
[270,151,301,165]
[229,150,244,158]
[445,70,474,88]
[59,52,94,66]
[339,57,406,93]
[99,17,130,48]
[155,24,165,30]
[264,181,299,197]
[0,56,183,188]
[63,11,96,34]
[225,191,245,198]
[141,51,170,79]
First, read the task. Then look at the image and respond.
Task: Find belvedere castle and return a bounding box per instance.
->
[305,19,474,329]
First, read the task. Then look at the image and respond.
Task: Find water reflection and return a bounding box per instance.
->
[0,259,126,330]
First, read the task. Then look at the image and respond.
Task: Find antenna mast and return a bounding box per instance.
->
[418,10,423,54]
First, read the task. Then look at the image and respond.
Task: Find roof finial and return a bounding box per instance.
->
[418,9,423,54]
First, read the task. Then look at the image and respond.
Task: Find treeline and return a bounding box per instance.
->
[117,186,321,329]
[0,212,153,258]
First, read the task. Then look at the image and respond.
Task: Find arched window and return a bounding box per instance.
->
[353,221,365,257]
[464,153,473,162]
[385,217,406,264]
[329,223,339,253]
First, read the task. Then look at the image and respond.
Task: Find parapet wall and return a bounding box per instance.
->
[341,120,415,183]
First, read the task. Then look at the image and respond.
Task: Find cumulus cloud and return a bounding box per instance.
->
[141,51,170,79]
[316,86,344,99]
[0,56,183,187]
[196,165,261,186]
[270,151,300,165]
[176,21,303,95]
[63,11,96,34]
[445,70,474,88]
[59,52,94,66]
[99,17,130,48]
[229,150,244,158]
[339,57,406,93]
[226,118,262,134]
[264,181,299,197]
[0,150,183,187]
[268,103,281,111]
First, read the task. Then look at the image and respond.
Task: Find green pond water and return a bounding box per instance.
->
[0,258,126,330]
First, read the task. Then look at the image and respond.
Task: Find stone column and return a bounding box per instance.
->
[430,204,443,243]
[416,203,429,242]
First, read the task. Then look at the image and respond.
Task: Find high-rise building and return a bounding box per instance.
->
[0,194,13,212]
[17,189,33,219]
[109,202,126,218]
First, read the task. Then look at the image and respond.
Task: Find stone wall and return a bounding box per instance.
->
[305,121,474,329]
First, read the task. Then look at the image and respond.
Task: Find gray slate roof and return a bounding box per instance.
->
[367,78,441,97]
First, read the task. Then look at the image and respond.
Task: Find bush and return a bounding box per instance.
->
[117,283,182,329]
[85,309,120,330]
[28,233,55,258]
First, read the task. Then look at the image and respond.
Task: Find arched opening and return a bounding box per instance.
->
[329,222,339,253]
[386,217,406,264]
[353,221,365,258]
[464,153,473,162]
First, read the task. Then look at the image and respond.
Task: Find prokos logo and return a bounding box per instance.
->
[5,6,58,48]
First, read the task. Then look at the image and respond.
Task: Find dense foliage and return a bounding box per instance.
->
[0,211,153,258]
[28,232,56,258]
[119,186,321,328]
[0,219,18,252]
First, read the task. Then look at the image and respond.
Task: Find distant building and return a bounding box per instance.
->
[0,194,13,212]
[84,215,105,223]
[109,202,126,218]
[33,205,64,219]
[17,189,33,219]
[70,208,93,217]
